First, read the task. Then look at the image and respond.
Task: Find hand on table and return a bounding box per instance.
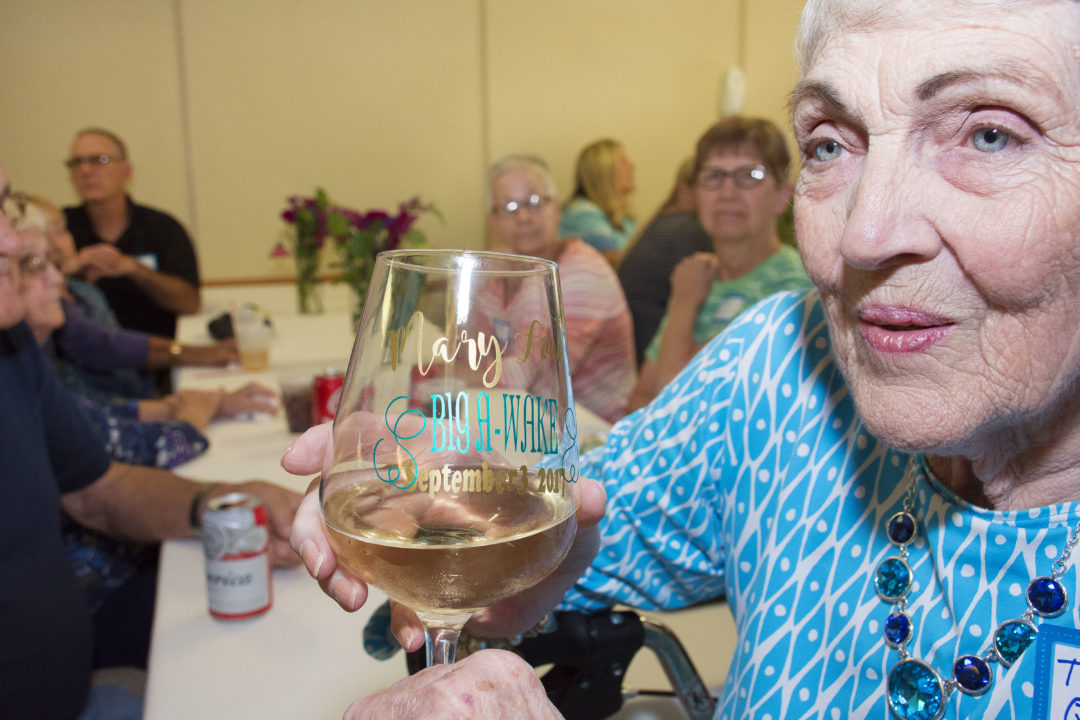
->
[184,337,239,367]
[172,388,224,431]
[216,381,279,418]
[343,649,564,720]
[281,421,606,647]
[207,480,303,568]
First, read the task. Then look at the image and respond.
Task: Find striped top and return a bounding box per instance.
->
[479,239,637,423]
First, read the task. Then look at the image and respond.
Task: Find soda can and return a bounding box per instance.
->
[202,492,272,620]
[312,368,344,425]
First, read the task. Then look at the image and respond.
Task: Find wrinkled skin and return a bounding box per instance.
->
[791,0,1080,509]
[343,649,563,720]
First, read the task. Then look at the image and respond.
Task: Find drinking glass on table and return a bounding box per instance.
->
[320,249,581,666]
[233,305,272,371]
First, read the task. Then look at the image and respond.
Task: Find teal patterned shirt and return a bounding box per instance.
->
[644,244,811,361]
[563,289,1080,719]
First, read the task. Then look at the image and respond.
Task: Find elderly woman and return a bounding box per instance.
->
[15,193,237,402]
[626,117,812,411]
[285,0,1080,718]
[559,139,637,264]
[14,212,274,469]
[482,154,637,424]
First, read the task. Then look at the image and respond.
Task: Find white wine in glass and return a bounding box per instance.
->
[321,250,581,666]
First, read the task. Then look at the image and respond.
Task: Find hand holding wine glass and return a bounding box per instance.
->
[284,421,605,638]
[300,250,595,666]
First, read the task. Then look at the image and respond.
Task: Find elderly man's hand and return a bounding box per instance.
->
[343,649,564,720]
[78,243,138,282]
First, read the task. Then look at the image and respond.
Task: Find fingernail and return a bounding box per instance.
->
[404,626,423,651]
[300,540,323,577]
[330,575,358,609]
[280,444,294,461]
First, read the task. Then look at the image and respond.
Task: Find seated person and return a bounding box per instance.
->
[285,3,1080,718]
[15,222,276,468]
[627,117,812,412]
[485,154,636,424]
[17,193,235,402]
[0,162,300,718]
[558,139,637,265]
[63,128,201,340]
[15,223,279,639]
[617,157,712,365]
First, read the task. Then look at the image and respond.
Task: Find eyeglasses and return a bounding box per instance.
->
[492,194,551,217]
[64,154,120,170]
[18,255,50,277]
[695,164,768,190]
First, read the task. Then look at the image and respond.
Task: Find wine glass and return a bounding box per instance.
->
[320,249,581,666]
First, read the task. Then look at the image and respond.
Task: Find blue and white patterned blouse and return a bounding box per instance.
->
[563,289,1080,719]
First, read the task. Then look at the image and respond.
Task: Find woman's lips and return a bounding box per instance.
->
[857,305,953,353]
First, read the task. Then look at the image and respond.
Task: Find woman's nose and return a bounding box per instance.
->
[839,145,940,270]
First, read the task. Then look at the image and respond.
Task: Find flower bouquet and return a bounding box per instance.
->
[273,189,336,314]
[331,196,440,325]
[273,189,440,321]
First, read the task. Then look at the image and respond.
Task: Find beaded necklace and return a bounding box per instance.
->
[877,457,1080,720]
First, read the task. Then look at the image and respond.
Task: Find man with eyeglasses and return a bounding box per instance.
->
[0,167,300,719]
[63,128,200,350]
[626,117,812,412]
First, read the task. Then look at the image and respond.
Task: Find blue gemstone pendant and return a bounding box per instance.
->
[887,511,917,545]
[884,611,912,647]
[952,654,992,695]
[887,658,945,720]
[876,556,912,601]
[1028,576,1068,617]
[993,619,1037,666]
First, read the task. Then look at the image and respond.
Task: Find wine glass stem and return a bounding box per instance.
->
[418,612,472,666]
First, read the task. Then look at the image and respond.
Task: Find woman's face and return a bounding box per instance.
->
[16,228,65,340]
[486,167,562,260]
[792,1,1080,458]
[695,149,790,247]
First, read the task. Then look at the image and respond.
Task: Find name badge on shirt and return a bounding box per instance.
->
[1032,624,1080,719]
[135,253,158,271]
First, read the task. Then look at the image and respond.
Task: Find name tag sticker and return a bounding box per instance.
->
[1033,624,1080,720]
[136,253,158,271]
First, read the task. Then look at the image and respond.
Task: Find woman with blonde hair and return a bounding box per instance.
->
[559,138,636,264]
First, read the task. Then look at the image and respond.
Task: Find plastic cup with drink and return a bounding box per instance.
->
[232,305,273,371]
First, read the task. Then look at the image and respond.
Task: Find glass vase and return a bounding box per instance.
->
[295,253,323,314]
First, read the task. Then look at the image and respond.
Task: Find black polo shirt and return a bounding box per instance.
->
[65,197,200,338]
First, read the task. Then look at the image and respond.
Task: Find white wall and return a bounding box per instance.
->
[0,0,806,282]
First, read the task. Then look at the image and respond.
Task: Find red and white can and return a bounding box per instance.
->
[312,368,344,425]
[202,492,272,620]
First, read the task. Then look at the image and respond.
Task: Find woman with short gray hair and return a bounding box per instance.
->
[288,1,1080,717]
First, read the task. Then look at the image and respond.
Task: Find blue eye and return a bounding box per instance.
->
[812,139,843,162]
[972,127,1011,153]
